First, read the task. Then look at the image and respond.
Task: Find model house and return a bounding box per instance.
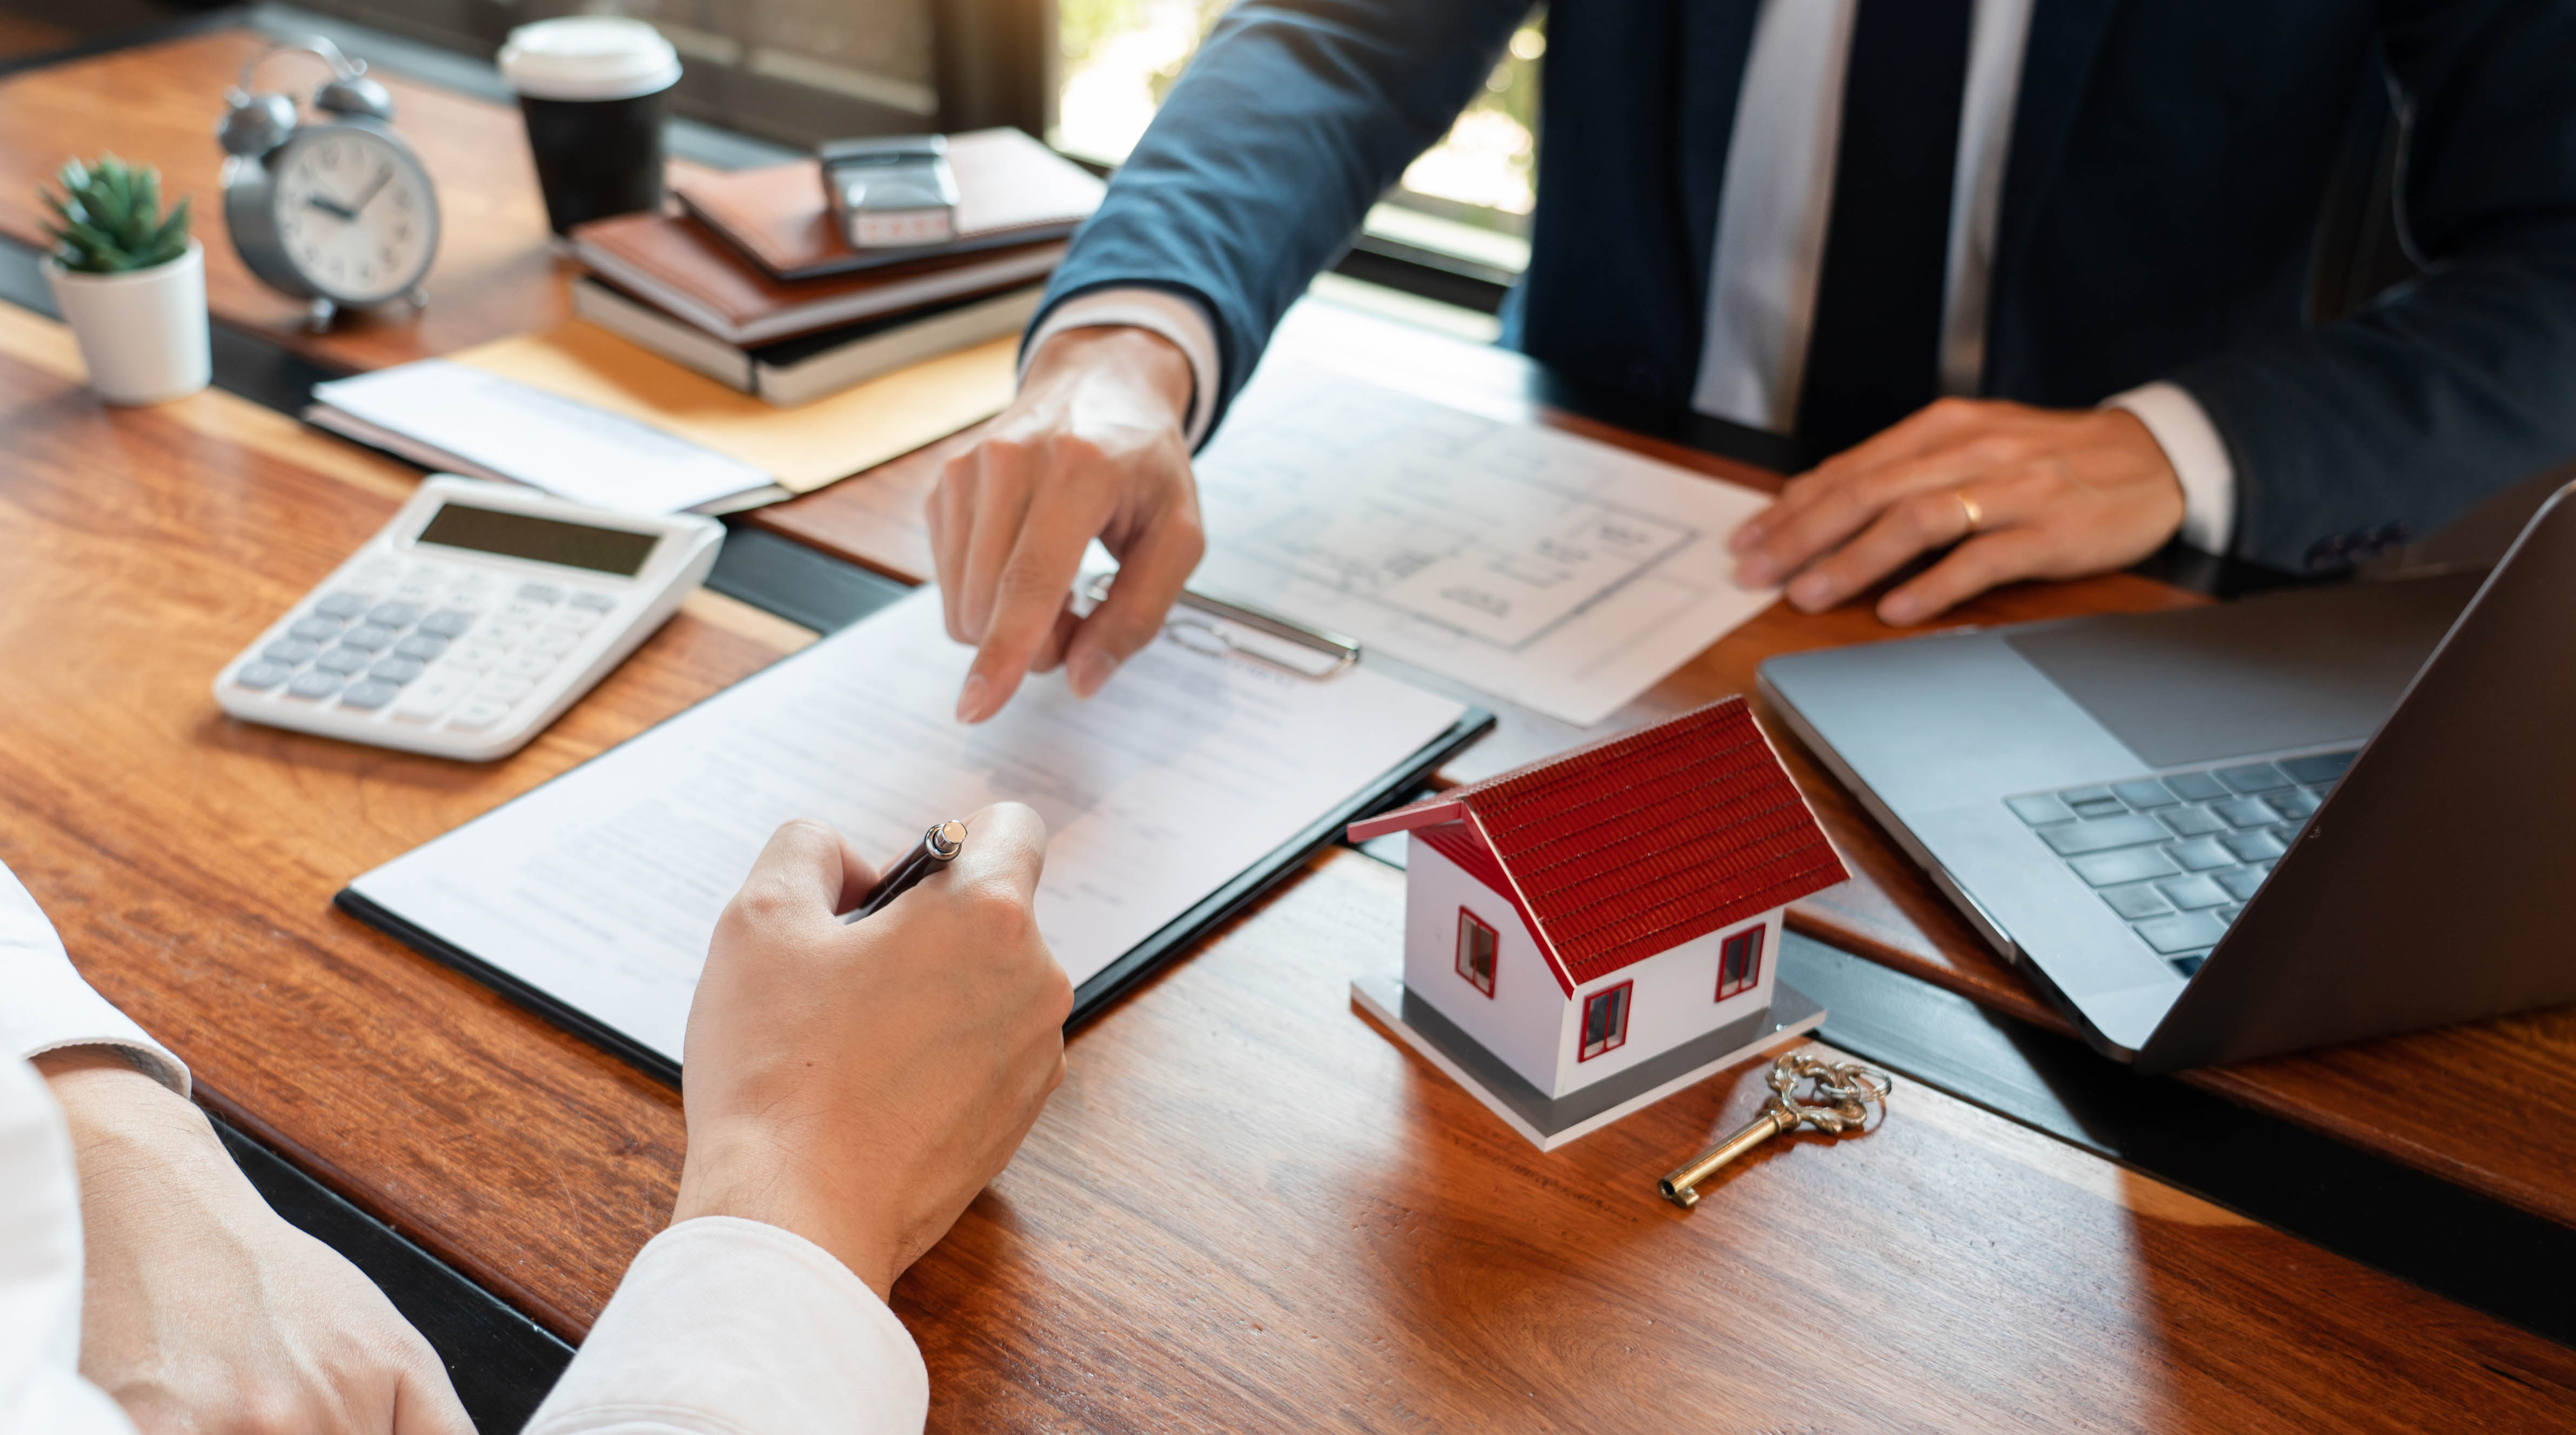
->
[1348,698,1848,1127]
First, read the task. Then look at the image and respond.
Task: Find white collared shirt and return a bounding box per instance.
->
[1033,0,2238,555]
[0,863,928,1435]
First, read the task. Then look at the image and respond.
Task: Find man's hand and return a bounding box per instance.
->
[35,1049,471,1435]
[930,326,1200,723]
[1728,399,2186,625]
[673,808,1072,1299]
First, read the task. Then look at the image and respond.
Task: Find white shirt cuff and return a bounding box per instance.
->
[1023,287,1221,448]
[0,864,186,1097]
[2107,381,2236,556]
[525,1216,928,1435]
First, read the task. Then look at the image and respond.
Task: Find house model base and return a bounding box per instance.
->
[1352,973,1826,1151]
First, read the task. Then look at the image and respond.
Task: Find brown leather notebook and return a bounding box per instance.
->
[674,128,1106,280]
[570,209,1064,347]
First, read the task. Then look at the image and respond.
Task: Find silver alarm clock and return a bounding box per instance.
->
[218,38,439,329]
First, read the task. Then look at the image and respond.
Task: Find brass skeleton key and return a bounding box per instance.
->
[1658,1052,1891,1209]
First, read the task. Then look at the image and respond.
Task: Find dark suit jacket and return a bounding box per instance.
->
[1041,0,2576,573]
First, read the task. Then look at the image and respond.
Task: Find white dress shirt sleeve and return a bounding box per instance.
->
[1023,287,1223,448]
[0,864,186,1096]
[2107,381,2239,556]
[524,1217,929,1435]
[0,1057,146,1435]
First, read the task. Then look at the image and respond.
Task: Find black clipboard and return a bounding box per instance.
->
[333,593,1493,1088]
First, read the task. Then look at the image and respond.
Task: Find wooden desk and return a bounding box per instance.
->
[5,293,2574,1429]
[3,22,2572,1424]
[762,299,2576,1233]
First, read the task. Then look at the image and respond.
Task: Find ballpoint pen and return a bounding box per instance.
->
[842,819,968,923]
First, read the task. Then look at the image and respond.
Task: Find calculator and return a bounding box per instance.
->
[214,477,725,761]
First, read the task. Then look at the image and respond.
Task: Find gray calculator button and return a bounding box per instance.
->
[517,582,563,603]
[339,680,399,710]
[288,616,344,643]
[567,591,615,612]
[286,672,342,700]
[367,601,421,628]
[262,639,320,665]
[339,624,397,652]
[233,661,292,690]
[393,634,449,661]
[369,658,425,685]
[313,647,372,675]
[312,592,372,620]
[417,610,475,639]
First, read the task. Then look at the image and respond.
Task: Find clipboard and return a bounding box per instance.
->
[334,589,1490,1087]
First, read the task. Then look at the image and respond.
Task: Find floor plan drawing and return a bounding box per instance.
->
[1192,360,1778,726]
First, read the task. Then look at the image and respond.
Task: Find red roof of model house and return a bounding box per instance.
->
[1349,697,1848,995]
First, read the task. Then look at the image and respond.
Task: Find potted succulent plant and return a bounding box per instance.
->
[40,155,210,405]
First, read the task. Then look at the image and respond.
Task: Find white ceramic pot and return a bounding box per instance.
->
[42,238,211,405]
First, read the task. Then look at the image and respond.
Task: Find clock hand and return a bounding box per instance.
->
[346,167,394,216]
[303,194,356,220]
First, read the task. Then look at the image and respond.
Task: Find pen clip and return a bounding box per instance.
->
[1080,573,1360,680]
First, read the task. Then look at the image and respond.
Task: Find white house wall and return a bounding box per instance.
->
[1402,837,1567,1090]
[1550,911,1783,1098]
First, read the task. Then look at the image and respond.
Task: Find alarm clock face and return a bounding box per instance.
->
[268,126,437,305]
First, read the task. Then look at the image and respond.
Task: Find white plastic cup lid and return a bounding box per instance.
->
[498,17,681,102]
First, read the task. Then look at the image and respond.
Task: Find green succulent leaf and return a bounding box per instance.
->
[38,153,189,273]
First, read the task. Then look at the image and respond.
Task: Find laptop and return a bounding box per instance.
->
[1758,480,2576,1072]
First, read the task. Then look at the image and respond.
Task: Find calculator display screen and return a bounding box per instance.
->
[413,504,658,576]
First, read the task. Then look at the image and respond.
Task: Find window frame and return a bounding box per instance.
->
[1716,925,1765,1002]
[1577,980,1633,1062]
[1455,907,1498,997]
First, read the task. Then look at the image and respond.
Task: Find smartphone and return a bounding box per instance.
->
[818,135,960,249]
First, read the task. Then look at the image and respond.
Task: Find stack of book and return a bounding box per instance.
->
[568,128,1105,406]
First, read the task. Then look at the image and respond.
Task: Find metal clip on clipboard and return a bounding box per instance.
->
[1080,574,1359,680]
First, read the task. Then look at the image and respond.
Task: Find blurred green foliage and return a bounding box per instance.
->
[42,156,192,274]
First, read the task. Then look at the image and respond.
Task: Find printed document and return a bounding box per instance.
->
[346,591,1466,1066]
[1191,361,1777,726]
[310,360,775,514]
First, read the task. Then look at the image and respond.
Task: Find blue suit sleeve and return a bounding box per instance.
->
[2170,0,2576,572]
[1036,0,1535,438]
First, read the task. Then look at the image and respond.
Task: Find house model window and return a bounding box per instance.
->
[1456,909,1498,996]
[1716,926,1763,1001]
[1347,695,1850,1118]
[1578,982,1632,1061]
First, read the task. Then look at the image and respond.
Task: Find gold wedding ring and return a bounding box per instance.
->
[1953,489,1985,534]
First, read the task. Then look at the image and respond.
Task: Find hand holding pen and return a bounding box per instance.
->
[842,818,970,923]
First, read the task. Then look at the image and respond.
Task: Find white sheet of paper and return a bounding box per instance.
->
[347,590,1467,1066]
[1190,360,1778,726]
[311,360,773,514]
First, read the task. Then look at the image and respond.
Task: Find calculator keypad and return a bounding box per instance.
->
[233,559,619,734]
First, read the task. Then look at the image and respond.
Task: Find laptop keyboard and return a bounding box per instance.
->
[2004,750,2357,978]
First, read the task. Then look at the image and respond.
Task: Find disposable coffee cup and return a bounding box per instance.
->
[499,17,681,236]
